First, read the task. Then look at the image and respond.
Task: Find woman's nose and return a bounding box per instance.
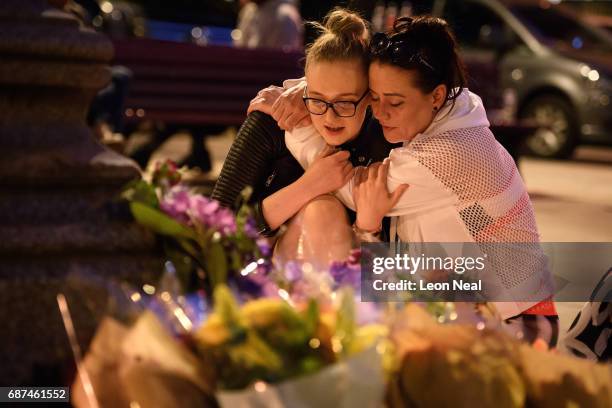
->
[325,107,338,120]
[372,101,388,121]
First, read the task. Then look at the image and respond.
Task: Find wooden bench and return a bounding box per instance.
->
[112,38,305,127]
[111,38,532,164]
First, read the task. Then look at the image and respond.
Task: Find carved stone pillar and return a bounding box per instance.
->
[0,0,160,385]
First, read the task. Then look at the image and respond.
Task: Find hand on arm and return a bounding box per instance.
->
[353,158,409,232]
[247,85,283,116]
[262,147,353,230]
[247,79,311,131]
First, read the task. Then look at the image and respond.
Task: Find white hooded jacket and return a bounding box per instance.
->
[286,89,553,319]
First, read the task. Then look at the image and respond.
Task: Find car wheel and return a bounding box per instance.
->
[520,95,579,159]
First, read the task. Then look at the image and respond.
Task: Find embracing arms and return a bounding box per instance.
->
[212,104,352,235]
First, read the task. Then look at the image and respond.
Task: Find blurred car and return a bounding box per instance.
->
[420,0,612,158]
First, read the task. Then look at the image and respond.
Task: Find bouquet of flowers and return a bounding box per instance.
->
[387,304,612,408]
[68,160,611,408]
[195,284,387,407]
[69,271,387,407]
[69,160,387,407]
[122,160,272,295]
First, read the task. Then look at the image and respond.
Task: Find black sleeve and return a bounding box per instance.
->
[211,111,286,235]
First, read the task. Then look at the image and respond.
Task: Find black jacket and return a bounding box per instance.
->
[211,110,399,237]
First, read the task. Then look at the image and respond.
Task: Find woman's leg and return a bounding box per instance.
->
[274,195,354,269]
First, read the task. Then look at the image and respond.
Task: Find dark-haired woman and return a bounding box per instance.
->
[282,16,558,343]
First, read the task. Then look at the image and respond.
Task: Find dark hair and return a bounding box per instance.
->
[305,8,370,72]
[370,16,467,106]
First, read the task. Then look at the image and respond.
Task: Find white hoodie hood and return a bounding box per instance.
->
[406,88,490,146]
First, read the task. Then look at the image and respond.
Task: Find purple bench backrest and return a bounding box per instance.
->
[112,38,304,126]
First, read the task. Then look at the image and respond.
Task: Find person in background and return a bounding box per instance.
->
[235,0,303,51]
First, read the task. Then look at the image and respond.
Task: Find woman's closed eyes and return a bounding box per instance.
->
[371,94,404,108]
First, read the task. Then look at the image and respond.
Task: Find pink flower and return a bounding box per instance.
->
[160,186,191,223]
[190,195,220,224]
[211,207,237,235]
[160,187,237,235]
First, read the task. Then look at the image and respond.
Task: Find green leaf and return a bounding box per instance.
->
[234,186,253,210]
[303,299,319,336]
[205,241,228,288]
[130,202,194,238]
[336,287,356,355]
[176,237,200,259]
[123,179,159,207]
[214,284,243,329]
[164,243,195,292]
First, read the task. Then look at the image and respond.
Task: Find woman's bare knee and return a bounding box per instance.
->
[273,195,354,267]
[301,195,349,227]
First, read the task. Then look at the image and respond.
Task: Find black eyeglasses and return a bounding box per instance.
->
[302,87,369,117]
[370,32,437,73]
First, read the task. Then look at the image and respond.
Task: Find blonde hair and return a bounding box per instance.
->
[305,8,370,71]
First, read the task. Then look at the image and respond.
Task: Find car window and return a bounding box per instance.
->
[510,5,612,52]
[442,1,506,50]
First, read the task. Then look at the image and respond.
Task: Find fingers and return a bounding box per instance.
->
[247,97,273,115]
[316,145,336,159]
[271,102,287,125]
[272,100,305,131]
[331,150,351,161]
[281,112,310,131]
[368,162,382,180]
[390,184,410,207]
[378,158,390,183]
[286,113,310,131]
[277,111,295,131]
[248,86,282,114]
[270,82,309,130]
[354,166,366,186]
[257,85,283,98]
[341,162,354,184]
[271,97,284,118]
[294,115,312,129]
[342,161,354,174]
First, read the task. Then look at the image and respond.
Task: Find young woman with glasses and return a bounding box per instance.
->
[212,8,398,267]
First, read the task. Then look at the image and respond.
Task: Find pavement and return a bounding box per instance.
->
[520,146,612,336]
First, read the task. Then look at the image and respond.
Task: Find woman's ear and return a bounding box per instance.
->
[431,84,447,110]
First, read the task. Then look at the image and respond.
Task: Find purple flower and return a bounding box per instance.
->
[244,217,259,239]
[329,260,349,280]
[261,281,281,298]
[161,187,237,235]
[329,259,361,289]
[211,207,237,235]
[160,186,192,223]
[256,237,272,257]
[256,261,273,276]
[284,261,303,282]
[190,195,220,225]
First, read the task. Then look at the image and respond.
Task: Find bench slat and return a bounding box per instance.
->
[112,39,304,126]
